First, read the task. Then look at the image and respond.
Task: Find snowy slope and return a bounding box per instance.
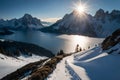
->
[47,38,120,80]
[0,53,47,79]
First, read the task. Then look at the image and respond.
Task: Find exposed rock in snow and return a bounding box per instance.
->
[102,29,120,50]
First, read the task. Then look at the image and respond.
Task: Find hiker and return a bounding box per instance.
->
[75,44,79,52]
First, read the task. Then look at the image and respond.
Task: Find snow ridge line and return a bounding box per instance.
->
[74,48,94,59]
[74,47,100,61]
[65,60,81,80]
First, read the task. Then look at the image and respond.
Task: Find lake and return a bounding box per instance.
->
[0,30,104,54]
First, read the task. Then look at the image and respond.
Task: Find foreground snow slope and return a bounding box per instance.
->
[47,45,120,80]
[0,53,47,79]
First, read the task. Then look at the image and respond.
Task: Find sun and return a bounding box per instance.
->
[76,5,86,13]
[73,1,88,15]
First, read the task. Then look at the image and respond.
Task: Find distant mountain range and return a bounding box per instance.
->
[0,14,44,30]
[41,9,120,37]
[0,9,120,37]
[41,21,54,26]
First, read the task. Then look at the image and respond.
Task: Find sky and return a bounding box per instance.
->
[0,0,120,22]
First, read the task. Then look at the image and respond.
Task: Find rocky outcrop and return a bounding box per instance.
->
[102,29,120,50]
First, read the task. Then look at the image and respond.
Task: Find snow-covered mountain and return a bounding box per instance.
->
[41,9,120,37]
[51,10,96,37]
[0,14,44,30]
[94,9,120,37]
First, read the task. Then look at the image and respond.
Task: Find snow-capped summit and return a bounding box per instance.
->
[22,13,33,19]
[0,14,44,30]
[49,10,97,37]
[16,13,43,30]
[94,9,107,20]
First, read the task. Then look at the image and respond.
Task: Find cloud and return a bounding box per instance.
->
[41,17,61,23]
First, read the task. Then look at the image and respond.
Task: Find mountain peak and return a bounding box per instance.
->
[98,9,104,12]
[94,9,105,17]
[22,13,33,19]
[111,9,120,15]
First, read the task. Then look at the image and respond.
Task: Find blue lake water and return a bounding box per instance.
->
[0,30,104,54]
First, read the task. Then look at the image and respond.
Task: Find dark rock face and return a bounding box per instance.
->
[102,29,120,50]
[0,40,54,57]
[94,9,106,19]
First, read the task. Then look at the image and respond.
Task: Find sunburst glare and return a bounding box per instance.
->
[76,4,86,13]
[73,0,88,15]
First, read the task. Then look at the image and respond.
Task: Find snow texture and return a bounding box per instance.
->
[0,53,47,79]
[47,44,120,80]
